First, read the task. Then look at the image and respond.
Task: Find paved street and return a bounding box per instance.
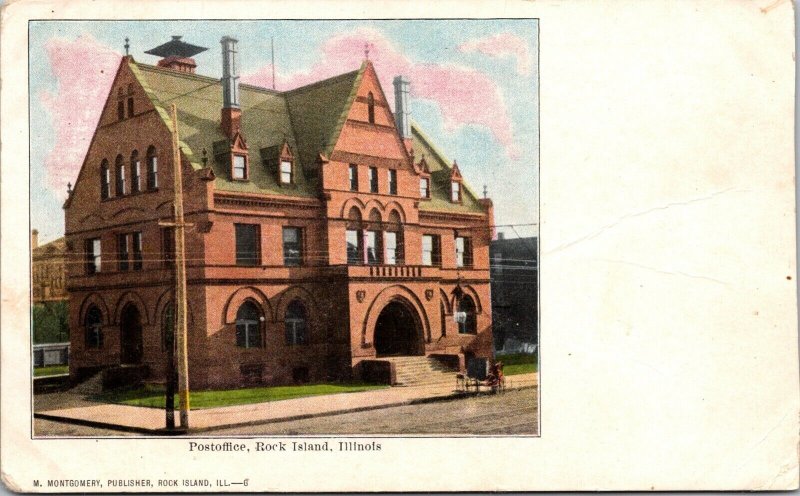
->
[35,387,537,436]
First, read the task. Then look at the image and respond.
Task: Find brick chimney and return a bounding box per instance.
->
[31,229,39,249]
[393,75,411,146]
[220,36,241,139]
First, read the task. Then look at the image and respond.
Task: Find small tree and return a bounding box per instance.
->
[32,301,69,344]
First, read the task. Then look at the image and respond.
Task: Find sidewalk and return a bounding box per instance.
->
[35,373,537,435]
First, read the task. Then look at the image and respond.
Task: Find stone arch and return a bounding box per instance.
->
[154,288,195,327]
[339,197,367,219]
[362,285,431,347]
[79,292,111,325]
[275,285,318,323]
[113,290,150,325]
[439,288,452,314]
[449,284,483,314]
[222,286,273,324]
[384,201,406,224]
[363,198,386,217]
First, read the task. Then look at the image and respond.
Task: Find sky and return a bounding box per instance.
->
[29,20,539,244]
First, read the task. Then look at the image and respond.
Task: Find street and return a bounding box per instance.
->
[35,387,537,436]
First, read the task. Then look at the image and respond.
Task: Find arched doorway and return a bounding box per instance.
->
[120,303,143,364]
[374,299,423,357]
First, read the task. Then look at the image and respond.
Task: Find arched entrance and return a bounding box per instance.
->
[374,299,423,357]
[120,303,143,364]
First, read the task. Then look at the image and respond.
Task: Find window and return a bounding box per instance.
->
[455,236,472,268]
[132,232,143,270]
[346,229,361,265]
[349,164,358,191]
[388,169,397,195]
[117,233,130,271]
[369,167,378,193]
[117,100,125,121]
[451,181,461,202]
[280,160,293,184]
[367,92,375,124]
[161,302,174,352]
[235,224,260,266]
[146,146,158,190]
[420,178,429,198]
[127,97,134,118]
[457,295,477,334]
[100,160,110,200]
[233,154,247,180]
[365,231,380,265]
[85,238,101,274]
[422,234,441,266]
[84,305,103,348]
[282,227,302,266]
[285,300,308,345]
[162,227,175,268]
[115,155,126,196]
[235,301,262,348]
[385,231,398,265]
[130,151,141,193]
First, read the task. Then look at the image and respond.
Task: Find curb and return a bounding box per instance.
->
[35,383,537,436]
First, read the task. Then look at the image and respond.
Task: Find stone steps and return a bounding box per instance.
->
[381,356,459,387]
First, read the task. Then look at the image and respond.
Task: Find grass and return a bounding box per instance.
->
[33,365,69,377]
[498,353,538,376]
[94,382,389,410]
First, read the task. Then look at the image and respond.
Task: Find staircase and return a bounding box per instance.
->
[382,356,459,387]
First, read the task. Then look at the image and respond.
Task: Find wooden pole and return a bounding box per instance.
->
[170,103,191,428]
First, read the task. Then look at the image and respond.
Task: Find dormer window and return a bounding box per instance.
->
[232,154,248,180]
[280,160,293,184]
[420,177,430,199]
[451,181,461,202]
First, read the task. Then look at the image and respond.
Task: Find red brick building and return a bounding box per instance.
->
[64,36,494,389]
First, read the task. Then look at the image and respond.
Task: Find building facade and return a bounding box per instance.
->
[64,36,494,389]
[31,230,68,304]
[490,235,538,353]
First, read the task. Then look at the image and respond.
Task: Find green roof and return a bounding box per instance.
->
[132,60,485,214]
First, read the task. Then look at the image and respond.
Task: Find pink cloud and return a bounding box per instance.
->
[39,34,120,197]
[243,27,519,160]
[458,32,532,76]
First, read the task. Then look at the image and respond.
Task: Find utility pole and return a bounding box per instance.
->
[160,103,192,429]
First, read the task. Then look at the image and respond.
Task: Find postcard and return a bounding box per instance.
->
[1,0,797,492]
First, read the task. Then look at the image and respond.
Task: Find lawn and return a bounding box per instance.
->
[33,365,69,377]
[499,353,538,376]
[94,382,388,410]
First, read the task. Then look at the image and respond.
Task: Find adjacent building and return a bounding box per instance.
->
[490,234,538,354]
[64,36,494,388]
[31,230,68,304]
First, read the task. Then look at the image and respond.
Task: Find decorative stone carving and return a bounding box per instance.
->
[425,289,434,301]
[356,290,366,303]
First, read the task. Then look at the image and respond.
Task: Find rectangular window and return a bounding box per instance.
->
[132,232,143,271]
[131,159,141,193]
[282,227,302,267]
[127,97,134,118]
[117,101,125,121]
[369,166,378,193]
[422,234,441,266]
[349,164,358,191]
[385,231,397,265]
[455,236,472,268]
[235,224,260,266]
[280,160,293,184]
[365,231,380,265]
[388,169,397,195]
[101,167,110,200]
[346,229,361,265]
[117,234,129,271]
[420,178,429,198]
[451,181,461,202]
[86,238,101,274]
[116,165,126,196]
[162,228,175,268]
[233,155,247,180]
[147,156,158,190]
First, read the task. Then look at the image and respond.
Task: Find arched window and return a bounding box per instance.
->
[115,154,126,196]
[235,300,262,348]
[85,305,103,348]
[127,83,134,118]
[385,210,403,265]
[457,295,477,334]
[285,300,308,345]
[366,209,382,265]
[146,146,158,190]
[346,207,363,265]
[161,301,174,352]
[130,150,141,193]
[367,92,375,124]
[117,87,125,121]
[100,159,110,200]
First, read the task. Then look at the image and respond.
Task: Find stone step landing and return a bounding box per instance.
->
[381,355,459,387]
